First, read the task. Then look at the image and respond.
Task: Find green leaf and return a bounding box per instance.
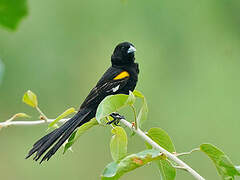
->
[22,90,38,108]
[157,160,176,180]
[145,128,176,180]
[110,126,128,162]
[12,113,30,119]
[96,94,129,124]
[63,118,98,153]
[0,0,28,30]
[125,91,135,106]
[133,90,148,127]
[102,162,118,179]
[200,143,240,179]
[96,90,147,125]
[101,149,163,180]
[136,98,148,127]
[5,113,30,124]
[48,107,76,128]
[146,127,175,152]
[133,90,144,98]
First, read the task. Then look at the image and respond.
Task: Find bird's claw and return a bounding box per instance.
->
[107,113,125,126]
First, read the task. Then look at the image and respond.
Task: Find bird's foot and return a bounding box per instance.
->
[107,113,125,126]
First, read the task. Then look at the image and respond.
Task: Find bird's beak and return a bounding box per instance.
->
[127,46,136,54]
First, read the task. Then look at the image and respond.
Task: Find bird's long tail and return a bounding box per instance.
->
[26,108,91,163]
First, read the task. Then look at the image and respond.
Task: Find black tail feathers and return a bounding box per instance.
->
[26,109,91,163]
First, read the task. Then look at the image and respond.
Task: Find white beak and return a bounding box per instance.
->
[127,46,136,54]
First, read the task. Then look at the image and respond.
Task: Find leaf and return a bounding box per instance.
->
[22,90,38,108]
[101,149,163,180]
[110,126,128,162]
[126,91,136,105]
[136,98,148,128]
[48,107,76,128]
[96,90,147,125]
[200,143,240,179]
[157,160,176,180]
[145,128,176,180]
[146,127,175,152]
[102,162,118,179]
[63,118,98,153]
[12,113,30,119]
[0,0,28,30]
[133,90,148,127]
[125,91,135,106]
[96,94,129,124]
[133,90,144,98]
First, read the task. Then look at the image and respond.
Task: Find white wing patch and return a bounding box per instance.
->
[112,85,120,92]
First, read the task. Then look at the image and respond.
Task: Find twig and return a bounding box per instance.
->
[235,166,240,172]
[0,118,68,128]
[120,118,205,180]
[0,117,205,180]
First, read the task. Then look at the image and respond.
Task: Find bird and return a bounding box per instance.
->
[25,42,139,163]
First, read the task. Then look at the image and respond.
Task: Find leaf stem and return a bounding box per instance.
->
[174,148,200,157]
[36,106,48,122]
[130,105,138,129]
[173,165,188,171]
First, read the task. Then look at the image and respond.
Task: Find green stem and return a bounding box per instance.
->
[36,106,48,122]
[175,148,200,157]
[130,105,138,129]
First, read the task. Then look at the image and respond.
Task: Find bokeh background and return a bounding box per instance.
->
[1,0,240,179]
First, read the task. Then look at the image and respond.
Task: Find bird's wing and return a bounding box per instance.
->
[80,68,130,108]
[96,66,123,85]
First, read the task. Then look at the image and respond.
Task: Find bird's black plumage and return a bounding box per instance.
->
[26,42,139,163]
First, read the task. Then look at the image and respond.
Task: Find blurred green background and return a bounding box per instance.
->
[1,0,240,179]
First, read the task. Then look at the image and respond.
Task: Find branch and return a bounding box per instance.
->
[0,118,68,128]
[0,117,205,180]
[120,119,205,180]
[235,166,240,172]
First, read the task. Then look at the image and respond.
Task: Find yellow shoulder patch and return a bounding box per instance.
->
[114,71,130,80]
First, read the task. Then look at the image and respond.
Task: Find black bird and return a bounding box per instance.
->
[26,42,139,163]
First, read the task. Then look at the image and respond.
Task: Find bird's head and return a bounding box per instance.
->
[111,42,136,66]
